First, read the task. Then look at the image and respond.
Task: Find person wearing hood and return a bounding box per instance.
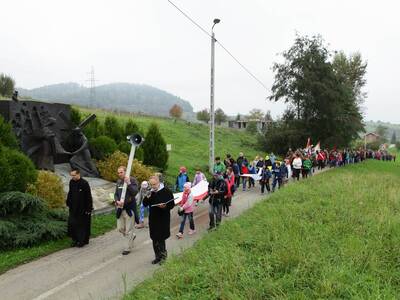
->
[176,182,196,238]
[192,168,206,186]
[175,166,190,192]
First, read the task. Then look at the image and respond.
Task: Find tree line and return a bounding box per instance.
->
[259,34,367,154]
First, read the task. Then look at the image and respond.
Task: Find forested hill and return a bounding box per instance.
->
[18,82,194,118]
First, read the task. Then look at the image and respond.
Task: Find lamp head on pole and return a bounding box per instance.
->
[212,18,221,30]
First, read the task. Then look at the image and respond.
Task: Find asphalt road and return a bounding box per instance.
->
[0,180,299,300]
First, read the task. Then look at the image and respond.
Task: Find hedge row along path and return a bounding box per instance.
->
[0,171,326,300]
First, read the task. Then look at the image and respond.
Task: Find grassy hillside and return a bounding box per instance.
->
[79,107,260,184]
[126,160,400,299]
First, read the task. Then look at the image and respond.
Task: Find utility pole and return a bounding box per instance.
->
[86,66,97,108]
[209,18,220,173]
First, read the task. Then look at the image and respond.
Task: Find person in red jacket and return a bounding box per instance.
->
[241,162,249,191]
[223,167,235,217]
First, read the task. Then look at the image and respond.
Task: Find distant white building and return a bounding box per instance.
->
[227,115,271,132]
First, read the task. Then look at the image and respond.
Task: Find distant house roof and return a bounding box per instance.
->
[364,132,380,137]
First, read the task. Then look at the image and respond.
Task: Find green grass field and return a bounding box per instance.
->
[78,108,260,184]
[126,160,400,299]
[0,213,115,275]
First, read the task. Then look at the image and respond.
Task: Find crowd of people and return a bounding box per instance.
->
[66,147,396,265]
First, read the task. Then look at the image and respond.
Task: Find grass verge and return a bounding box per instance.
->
[0,213,116,275]
[126,160,400,299]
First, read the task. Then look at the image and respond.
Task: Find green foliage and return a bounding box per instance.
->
[0,73,15,97]
[248,108,264,120]
[376,125,388,142]
[0,213,116,274]
[332,51,367,104]
[245,121,258,134]
[391,132,397,144]
[83,118,103,139]
[215,108,227,125]
[127,161,400,299]
[70,107,82,127]
[268,34,365,149]
[196,109,210,123]
[0,146,37,193]
[124,119,141,137]
[26,170,65,209]
[0,115,18,149]
[118,141,144,161]
[96,151,153,183]
[143,123,168,170]
[75,107,260,185]
[259,119,308,155]
[104,116,124,143]
[89,135,118,160]
[0,192,44,216]
[0,192,67,249]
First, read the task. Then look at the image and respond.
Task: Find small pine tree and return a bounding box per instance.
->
[104,116,123,143]
[124,119,141,138]
[143,123,168,170]
[83,118,102,139]
[70,107,82,127]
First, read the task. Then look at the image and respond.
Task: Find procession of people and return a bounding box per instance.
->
[66,145,395,264]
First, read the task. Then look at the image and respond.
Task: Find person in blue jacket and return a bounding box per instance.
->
[175,166,190,192]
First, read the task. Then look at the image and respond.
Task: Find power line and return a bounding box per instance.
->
[167,0,211,38]
[167,0,269,91]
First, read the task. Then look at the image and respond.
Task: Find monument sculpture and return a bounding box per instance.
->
[0,92,99,177]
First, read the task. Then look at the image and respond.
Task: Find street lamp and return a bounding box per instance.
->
[209,18,220,173]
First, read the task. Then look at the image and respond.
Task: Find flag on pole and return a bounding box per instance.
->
[314,141,321,152]
[305,137,311,150]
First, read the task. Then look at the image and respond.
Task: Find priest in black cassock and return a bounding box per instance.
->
[66,168,93,247]
[143,175,175,264]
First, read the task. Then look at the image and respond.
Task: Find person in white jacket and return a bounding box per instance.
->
[292,153,302,181]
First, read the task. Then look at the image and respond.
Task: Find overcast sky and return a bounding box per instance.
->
[1,0,399,123]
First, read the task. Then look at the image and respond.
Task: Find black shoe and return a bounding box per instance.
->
[151,258,161,265]
[122,250,131,255]
[71,241,78,247]
[159,258,167,265]
[76,242,84,248]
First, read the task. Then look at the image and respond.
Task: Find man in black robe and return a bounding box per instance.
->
[66,168,93,247]
[143,175,175,265]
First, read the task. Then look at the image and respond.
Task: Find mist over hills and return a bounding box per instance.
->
[18,82,194,118]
